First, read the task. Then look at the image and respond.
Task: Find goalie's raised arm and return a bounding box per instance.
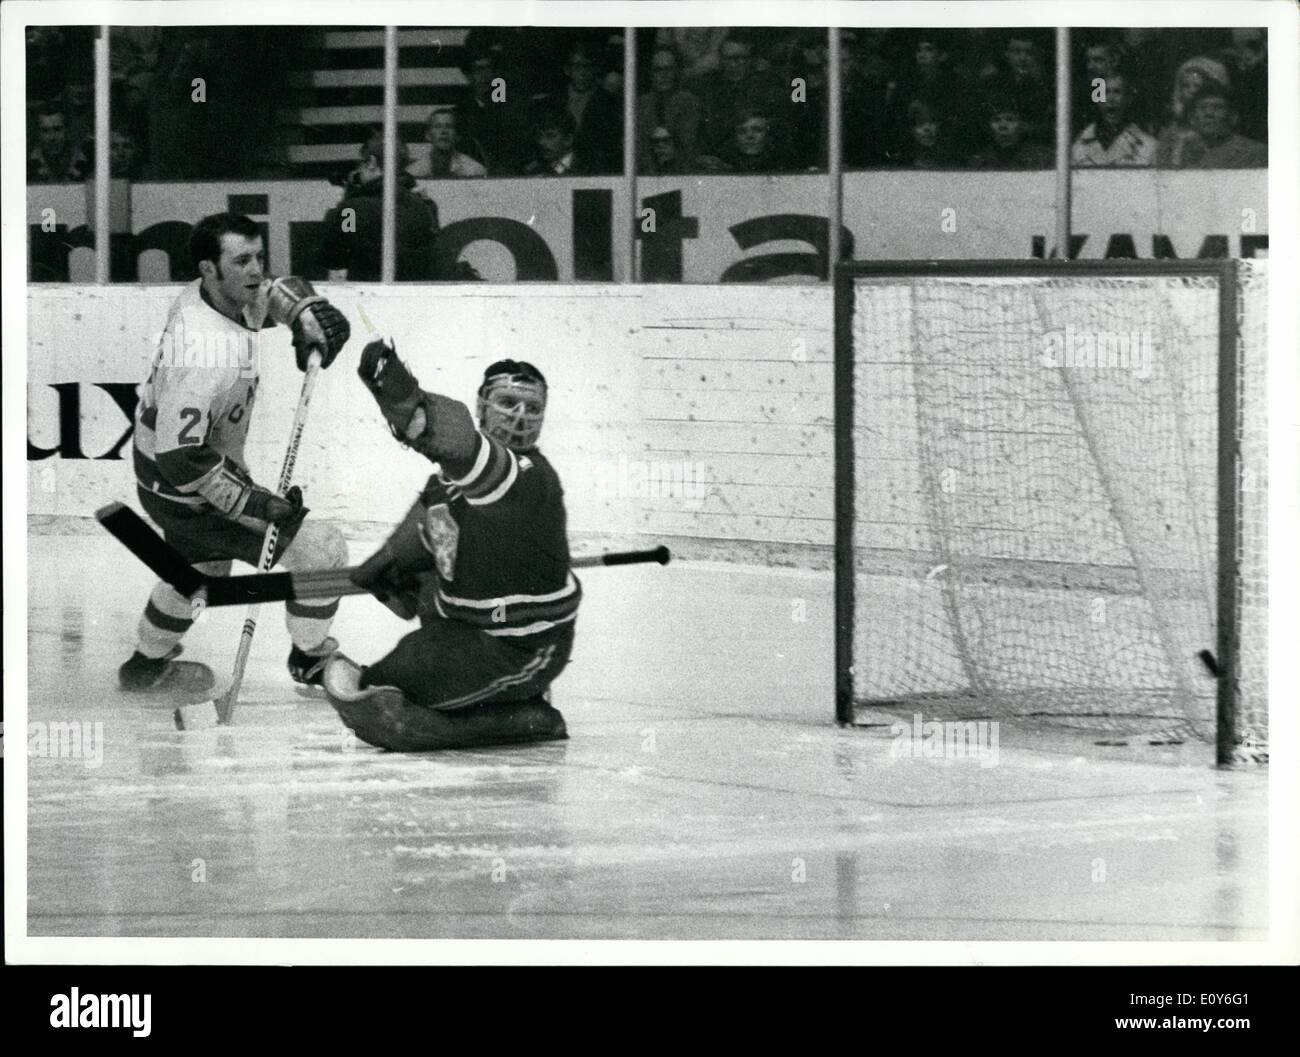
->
[356,337,481,475]
[264,276,351,371]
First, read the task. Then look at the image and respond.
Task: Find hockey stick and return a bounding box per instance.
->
[97,502,671,609]
[208,353,323,728]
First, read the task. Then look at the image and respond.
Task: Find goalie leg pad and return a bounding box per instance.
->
[325,653,567,751]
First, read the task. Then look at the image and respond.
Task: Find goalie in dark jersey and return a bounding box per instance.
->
[322,339,576,751]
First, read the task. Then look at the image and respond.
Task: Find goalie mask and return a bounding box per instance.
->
[477,360,547,452]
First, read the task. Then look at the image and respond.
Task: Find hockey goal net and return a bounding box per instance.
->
[834,260,1267,763]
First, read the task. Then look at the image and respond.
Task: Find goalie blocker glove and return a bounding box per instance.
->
[265,276,351,371]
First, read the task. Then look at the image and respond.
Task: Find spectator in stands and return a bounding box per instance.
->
[892,31,964,108]
[1225,29,1267,143]
[464,27,554,103]
[1114,28,1173,131]
[968,95,1053,168]
[410,108,488,178]
[542,39,623,175]
[1174,84,1267,168]
[1071,73,1157,166]
[320,130,441,281]
[840,30,894,168]
[27,27,71,105]
[696,32,786,160]
[779,31,830,171]
[109,27,160,149]
[887,31,975,160]
[900,99,958,168]
[109,127,145,179]
[110,27,161,93]
[458,48,528,176]
[59,79,94,152]
[654,27,728,82]
[643,125,685,175]
[1155,56,1230,167]
[978,32,1054,145]
[524,108,588,175]
[638,46,700,173]
[1073,34,1128,129]
[28,105,89,182]
[698,108,790,174]
[1083,38,1122,83]
[599,31,627,96]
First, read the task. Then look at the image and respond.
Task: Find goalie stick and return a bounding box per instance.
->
[96,501,671,610]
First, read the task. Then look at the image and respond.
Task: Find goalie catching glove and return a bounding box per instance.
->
[349,498,435,620]
[265,276,351,371]
[357,338,435,453]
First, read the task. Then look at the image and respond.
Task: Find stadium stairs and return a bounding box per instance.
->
[278,27,470,180]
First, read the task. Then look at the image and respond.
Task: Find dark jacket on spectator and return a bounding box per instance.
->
[542,85,624,174]
[978,70,1054,145]
[319,173,440,281]
[523,149,594,176]
[696,70,788,158]
[714,138,795,174]
[967,140,1054,169]
[28,143,90,183]
[459,93,530,176]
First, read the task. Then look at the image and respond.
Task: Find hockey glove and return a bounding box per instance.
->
[265,276,351,371]
[349,498,435,620]
[357,338,431,446]
[243,484,309,534]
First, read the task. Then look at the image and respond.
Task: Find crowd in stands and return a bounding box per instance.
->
[398,27,1269,177]
[26,26,297,183]
[28,25,1269,184]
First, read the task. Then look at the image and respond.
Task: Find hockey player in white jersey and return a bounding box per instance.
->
[119,212,352,692]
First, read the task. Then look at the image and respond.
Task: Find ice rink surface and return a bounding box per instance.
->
[25,532,1267,941]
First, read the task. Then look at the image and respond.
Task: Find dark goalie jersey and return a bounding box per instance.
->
[411,394,579,637]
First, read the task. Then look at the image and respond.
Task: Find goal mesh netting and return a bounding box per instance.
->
[838,261,1266,757]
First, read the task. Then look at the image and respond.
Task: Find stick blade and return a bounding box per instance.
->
[174,693,227,731]
[96,502,205,595]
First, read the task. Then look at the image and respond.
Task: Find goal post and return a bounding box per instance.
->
[833,259,1267,764]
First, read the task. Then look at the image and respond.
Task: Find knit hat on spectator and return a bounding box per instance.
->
[1169,56,1230,119]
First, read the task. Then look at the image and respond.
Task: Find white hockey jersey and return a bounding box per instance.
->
[133,279,270,506]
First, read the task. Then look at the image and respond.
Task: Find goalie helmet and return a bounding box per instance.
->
[477,359,548,452]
